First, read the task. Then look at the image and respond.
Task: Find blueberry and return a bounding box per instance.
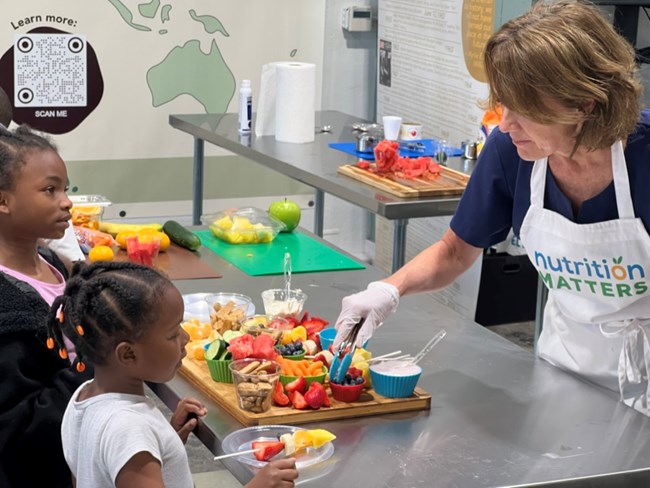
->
[355,376,364,385]
[295,341,302,349]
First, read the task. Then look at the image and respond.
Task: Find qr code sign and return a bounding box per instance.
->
[14,33,87,107]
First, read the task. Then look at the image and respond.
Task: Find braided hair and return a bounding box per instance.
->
[45,260,173,371]
[0,125,57,191]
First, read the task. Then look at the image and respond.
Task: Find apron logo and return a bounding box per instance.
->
[534,252,648,297]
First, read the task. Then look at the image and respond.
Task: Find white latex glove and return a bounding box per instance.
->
[333,281,400,350]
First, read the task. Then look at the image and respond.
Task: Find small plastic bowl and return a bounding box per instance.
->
[229,359,281,413]
[205,207,286,244]
[261,288,307,319]
[241,316,287,344]
[204,293,253,331]
[279,365,327,388]
[329,378,366,403]
[370,360,422,398]
[206,358,233,383]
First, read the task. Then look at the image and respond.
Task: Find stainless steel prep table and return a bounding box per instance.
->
[150,241,650,487]
[169,111,475,273]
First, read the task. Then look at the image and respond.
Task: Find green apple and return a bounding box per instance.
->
[268,198,301,232]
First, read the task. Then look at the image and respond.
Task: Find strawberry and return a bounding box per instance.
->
[252,441,285,461]
[289,390,309,410]
[304,382,326,409]
[273,381,290,407]
[284,376,307,394]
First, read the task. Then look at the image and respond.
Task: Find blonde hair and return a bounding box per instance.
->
[483,0,643,150]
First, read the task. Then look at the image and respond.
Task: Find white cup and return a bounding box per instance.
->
[382,116,402,141]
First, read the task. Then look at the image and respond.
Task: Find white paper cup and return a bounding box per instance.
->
[382,116,402,141]
[399,122,423,140]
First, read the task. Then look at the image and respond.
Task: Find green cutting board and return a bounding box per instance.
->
[195,230,366,276]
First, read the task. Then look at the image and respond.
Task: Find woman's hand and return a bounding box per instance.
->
[170,396,207,443]
[333,281,400,350]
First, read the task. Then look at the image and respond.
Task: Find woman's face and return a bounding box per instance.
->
[498,103,580,161]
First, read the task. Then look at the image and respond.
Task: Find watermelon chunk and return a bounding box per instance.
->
[251,334,277,360]
[252,441,285,462]
[227,334,254,360]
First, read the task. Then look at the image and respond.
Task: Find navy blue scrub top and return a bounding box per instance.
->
[450,110,650,249]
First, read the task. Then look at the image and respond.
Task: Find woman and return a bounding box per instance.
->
[334,1,650,414]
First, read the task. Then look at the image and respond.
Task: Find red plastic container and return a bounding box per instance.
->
[329,378,365,403]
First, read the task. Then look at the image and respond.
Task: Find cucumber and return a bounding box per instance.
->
[206,339,226,361]
[163,220,201,251]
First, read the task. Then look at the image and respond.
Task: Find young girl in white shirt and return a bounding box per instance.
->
[52,261,298,488]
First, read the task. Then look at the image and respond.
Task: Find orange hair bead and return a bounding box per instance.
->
[76,325,85,336]
[59,348,68,360]
[58,311,64,323]
[46,337,54,349]
[76,362,86,373]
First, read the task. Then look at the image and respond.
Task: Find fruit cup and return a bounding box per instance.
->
[126,234,161,267]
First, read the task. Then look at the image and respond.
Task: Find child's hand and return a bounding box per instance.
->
[245,458,298,488]
[170,396,207,443]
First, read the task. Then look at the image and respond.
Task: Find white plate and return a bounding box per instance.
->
[182,293,255,322]
[221,425,334,469]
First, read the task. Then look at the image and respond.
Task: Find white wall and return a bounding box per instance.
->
[317,0,378,261]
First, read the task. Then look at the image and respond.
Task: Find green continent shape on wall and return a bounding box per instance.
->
[108,0,151,31]
[139,0,161,19]
[146,39,235,113]
[161,4,172,23]
[189,9,229,36]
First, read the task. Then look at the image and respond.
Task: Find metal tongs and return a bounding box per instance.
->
[329,318,365,384]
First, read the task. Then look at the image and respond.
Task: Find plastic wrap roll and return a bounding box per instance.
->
[274,62,315,144]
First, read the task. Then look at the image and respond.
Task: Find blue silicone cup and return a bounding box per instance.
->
[318,328,337,352]
[370,365,422,398]
[318,327,369,352]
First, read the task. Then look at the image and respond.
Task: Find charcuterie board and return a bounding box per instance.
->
[179,358,431,427]
[337,163,469,198]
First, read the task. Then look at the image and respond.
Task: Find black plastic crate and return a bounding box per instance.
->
[475,251,538,326]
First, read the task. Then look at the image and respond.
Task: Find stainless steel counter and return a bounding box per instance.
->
[169,111,476,272]
[151,241,650,487]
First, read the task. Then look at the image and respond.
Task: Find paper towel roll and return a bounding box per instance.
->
[275,62,315,143]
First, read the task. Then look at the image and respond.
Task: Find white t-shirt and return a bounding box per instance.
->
[61,380,193,488]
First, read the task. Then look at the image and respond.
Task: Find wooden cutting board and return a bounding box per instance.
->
[337,163,469,198]
[179,358,431,426]
[111,244,221,280]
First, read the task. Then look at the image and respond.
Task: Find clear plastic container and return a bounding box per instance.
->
[69,195,112,230]
[204,207,286,244]
[229,358,281,413]
[261,288,307,319]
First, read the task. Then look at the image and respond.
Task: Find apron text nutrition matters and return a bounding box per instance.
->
[535,252,648,297]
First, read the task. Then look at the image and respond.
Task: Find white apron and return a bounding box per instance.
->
[520,141,650,415]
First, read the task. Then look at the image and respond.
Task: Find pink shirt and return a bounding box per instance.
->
[0,256,76,360]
